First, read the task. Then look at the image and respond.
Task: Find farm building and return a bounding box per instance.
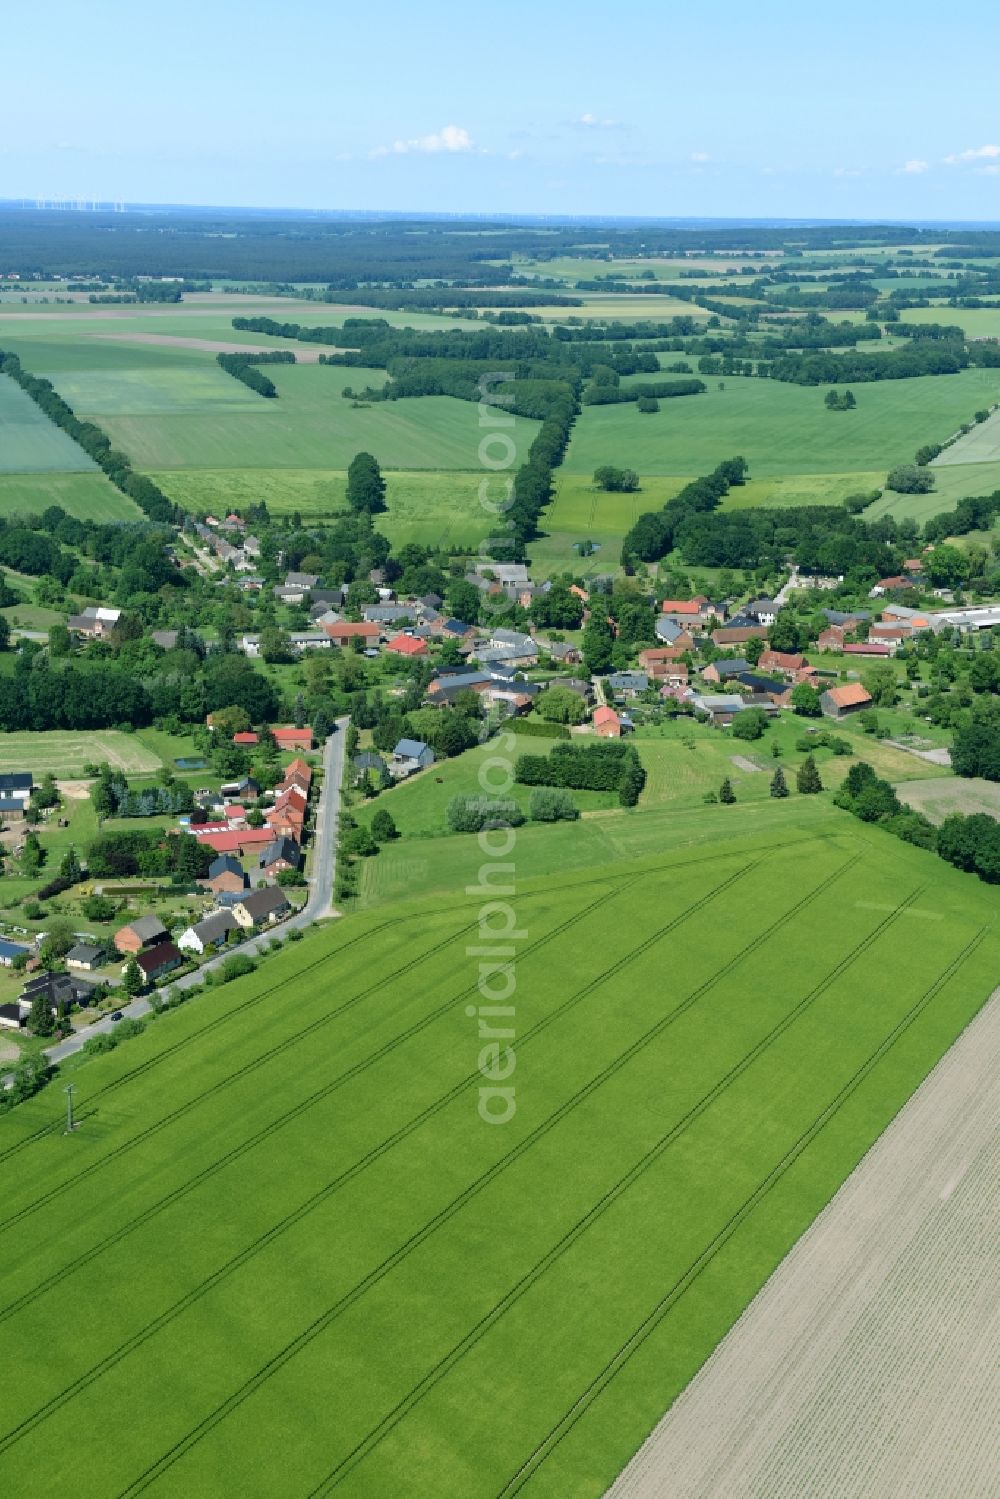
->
[323,621,381,647]
[593,706,621,738]
[271,727,312,752]
[114,915,168,956]
[821,683,873,719]
[0,1003,26,1031]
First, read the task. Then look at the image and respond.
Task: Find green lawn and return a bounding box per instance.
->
[0,810,995,1498]
[561,369,1000,478]
[0,374,100,473]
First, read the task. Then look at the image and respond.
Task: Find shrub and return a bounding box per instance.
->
[446,796,526,833]
[528,789,580,822]
[220,954,256,983]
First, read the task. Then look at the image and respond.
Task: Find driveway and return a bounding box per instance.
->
[43,717,348,1067]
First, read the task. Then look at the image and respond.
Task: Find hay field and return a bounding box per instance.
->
[0,730,161,777]
[0,374,99,473]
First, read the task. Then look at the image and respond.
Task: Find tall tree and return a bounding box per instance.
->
[346,452,387,515]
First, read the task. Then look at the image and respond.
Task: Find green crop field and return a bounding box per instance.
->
[0,470,141,521]
[0,373,100,473]
[561,368,1000,478]
[151,468,505,548]
[0,814,995,1498]
[0,730,162,777]
[61,363,538,472]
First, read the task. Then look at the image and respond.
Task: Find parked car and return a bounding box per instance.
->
[110,1010,124,1022]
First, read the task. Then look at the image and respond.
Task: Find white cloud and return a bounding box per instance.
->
[975,164,1000,176]
[834,167,861,178]
[690,150,711,163]
[370,124,475,158]
[578,112,621,129]
[902,158,929,174]
[945,143,1000,165]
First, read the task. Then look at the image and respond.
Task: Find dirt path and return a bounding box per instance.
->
[606,990,1000,1499]
[729,754,765,773]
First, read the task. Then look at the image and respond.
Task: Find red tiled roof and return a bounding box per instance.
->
[593,706,619,726]
[324,621,380,640]
[843,643,890,656]
[660,599,702,614]
[233,732,259,745]
[825,683,873,707]
[385,634,428,656]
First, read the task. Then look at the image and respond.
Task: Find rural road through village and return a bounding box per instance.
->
[43,716,349,1066]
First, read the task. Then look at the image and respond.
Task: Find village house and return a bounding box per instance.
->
[820,683,873,719]
[65,943,104,972]
[151,629,179,651]
[701,658,752,685]
[869,575,917,598]
[0,1004,25,1031]
[192,826,273,856]
[543,640,582,665]
[204,854,249,895]
[258,837,302,878]
[654,618,695,649]
[744,598,779,626]
[67,605,122,638]
[128,942,185,986]
[232,886,291,931]
[280,758,313,793]
[391,739,435,778]
[607,671,649,699]
[385,633,429,658]
[177,911,238,957]
[758,649,809,676]
[593,705,621,738]
[0,772,33,821]
[19,969,94,1017]
[867,623,911,654]
[114,915,169,956]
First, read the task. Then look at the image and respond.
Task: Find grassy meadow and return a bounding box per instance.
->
[0,470,140,521]
[0,814,995,1497]
[562,368,1000,478]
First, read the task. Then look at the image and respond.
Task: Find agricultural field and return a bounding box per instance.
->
[561,369,1000,479]
[0,373,99,473]
[152,468,503,548]
[0,730,162,777]
[607,991,1000,1499]
[896,775,1000,824]
[0,816,995,1498]
[0,470,140,521]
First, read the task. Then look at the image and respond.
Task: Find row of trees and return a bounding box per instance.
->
[0,350,175,523]
[834,761,999,882]
[514,741,646,807]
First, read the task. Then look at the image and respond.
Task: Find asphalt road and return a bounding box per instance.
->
[43,717,348,1066]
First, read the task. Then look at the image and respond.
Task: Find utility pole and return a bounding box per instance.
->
[64,1084,76,1134]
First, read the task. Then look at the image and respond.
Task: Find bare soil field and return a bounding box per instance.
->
[606,990,1000,1499]
[96,332,328,360]
[897,775,1000,823]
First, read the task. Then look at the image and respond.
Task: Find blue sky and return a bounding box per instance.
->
[5,0,1000,220]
